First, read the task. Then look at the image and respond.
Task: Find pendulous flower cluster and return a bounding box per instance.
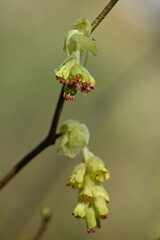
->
[69,146,110,233]
[54,19,98,101]
[57,120,110,232]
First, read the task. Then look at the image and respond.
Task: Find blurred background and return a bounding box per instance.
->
[0,0,160,239]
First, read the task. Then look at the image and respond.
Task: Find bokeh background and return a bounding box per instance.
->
[0,0,160,239]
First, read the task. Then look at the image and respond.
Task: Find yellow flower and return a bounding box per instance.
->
[85,206,99,233]
[83,146,110,182]
[72,200,88,219]
[67,163,86,189]
[79,174,95,203]
[94,197,109,219]
[55,52,96,101]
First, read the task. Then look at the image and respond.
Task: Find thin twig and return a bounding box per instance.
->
[0,0,120,191]
[91,0,119,33]
[0,87,64,190]
[33,211,51,240]
[47,85,65,142]
[33,221,50,240]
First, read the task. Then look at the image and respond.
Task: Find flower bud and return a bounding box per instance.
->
[92,184,110,203]
[73,18,92,36]
[79,174,95,202]
[73,201,88,218]
[85,206,97,232]
[40,206,51,222]
[55,52,96,100]
[57,120,89,158]
[83,147,110,182]
[67,163,86,189]
[94,197,109,219]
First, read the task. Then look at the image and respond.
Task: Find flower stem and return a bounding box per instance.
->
[33,217,51,240]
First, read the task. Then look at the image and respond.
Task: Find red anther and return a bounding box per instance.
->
[71,96,75,101]
[75,82,82,89]
[75,83,79,89]
[82,82,87,88]
[75,82,81,86]
[67,95,74,101]
[90,86,95,90]
[60,78,65,84]
[81,87,85,92]
[86,89,91,93]
[56,76,60,80]
[91,229,95,233]
[74,76,80,82]
[87,229,91,233]
[100,215,107,219]
[66,81,73,87]
[86,82,91,87]
[65,95,70,100]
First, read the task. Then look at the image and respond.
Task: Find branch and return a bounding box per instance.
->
[33,220,50,240]
[91,0,119,33]
[0,87,64,190]
[0,0,120,191]
[32,207,52,240]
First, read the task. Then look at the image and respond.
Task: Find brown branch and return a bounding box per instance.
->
[33,208,52,240]
[33,220,50,240]
[0,87,64,190]
[0,0,120,191]
[91,0,120,33]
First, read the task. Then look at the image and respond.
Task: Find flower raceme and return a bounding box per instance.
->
[54,18,98,100]
[70,147,110,232]
[57,120,110,232]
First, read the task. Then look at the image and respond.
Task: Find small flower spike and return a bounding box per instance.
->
[71,146,110,232]
[54,18,98,100]
[57,120,110,232]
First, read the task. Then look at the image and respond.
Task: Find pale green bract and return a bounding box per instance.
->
[57,120,89,158]
[63,30,84,55]
[64,30,98,56]
[71,34,98,56]
[73,18,92,35]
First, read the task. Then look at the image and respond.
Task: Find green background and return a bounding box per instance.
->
[0,0,160,239]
